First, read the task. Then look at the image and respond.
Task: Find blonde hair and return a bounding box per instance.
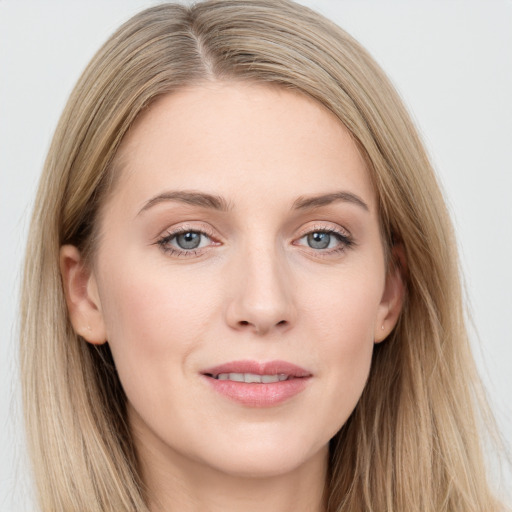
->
[20,1,507,510]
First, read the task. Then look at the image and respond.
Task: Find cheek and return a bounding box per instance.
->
[96,260,221,397]
[101,255,219,336]
[299,268,383,425]
[301,265,383,349]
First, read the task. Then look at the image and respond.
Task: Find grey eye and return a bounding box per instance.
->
[307,232,331,249]
[176,232,202,249]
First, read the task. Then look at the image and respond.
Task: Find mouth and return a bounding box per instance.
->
[207,372,291,383]
[202,359,311,381]
[201,360,312,407]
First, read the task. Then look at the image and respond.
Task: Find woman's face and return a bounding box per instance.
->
[63,82,402,479]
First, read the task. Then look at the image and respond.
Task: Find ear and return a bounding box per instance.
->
[60,245,107,345]
[374,244,406,343]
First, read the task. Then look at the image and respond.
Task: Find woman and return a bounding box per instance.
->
[19,1,508,511]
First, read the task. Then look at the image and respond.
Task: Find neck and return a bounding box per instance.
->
[135,428,328,512]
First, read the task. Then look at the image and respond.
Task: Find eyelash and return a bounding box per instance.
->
[293,224,354,257]
[155,225,218,258]
[155,224,354,258]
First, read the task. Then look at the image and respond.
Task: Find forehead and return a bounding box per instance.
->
[110,81,376,215]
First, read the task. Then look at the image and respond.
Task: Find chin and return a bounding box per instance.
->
[196,432,329,479]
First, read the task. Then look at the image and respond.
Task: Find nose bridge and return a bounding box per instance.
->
[226,234,296,334]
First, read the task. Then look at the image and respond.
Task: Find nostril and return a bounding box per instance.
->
[235,319,289,331]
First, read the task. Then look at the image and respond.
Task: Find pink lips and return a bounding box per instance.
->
[201,360,312,407]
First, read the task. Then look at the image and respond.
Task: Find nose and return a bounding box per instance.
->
[225,244,296,336]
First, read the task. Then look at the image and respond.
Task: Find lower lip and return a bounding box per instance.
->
[203,376,310,407]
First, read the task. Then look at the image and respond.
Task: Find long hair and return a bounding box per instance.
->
[20,1,506,510]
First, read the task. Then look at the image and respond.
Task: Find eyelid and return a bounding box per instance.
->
[154,221,218,242]
[295,222,352,240]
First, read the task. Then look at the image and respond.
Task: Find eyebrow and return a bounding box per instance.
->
[138,190,231,215]
[292,191,369,212]
[137,189,369,216]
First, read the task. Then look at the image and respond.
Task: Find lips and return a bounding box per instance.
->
[201,360,312,407]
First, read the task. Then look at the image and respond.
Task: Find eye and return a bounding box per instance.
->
[174,231,205,250]
[156,227,218,256]
[295,227,353,253]
[305,232,335,250]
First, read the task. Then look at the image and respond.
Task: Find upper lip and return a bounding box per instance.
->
[202,360,312,378]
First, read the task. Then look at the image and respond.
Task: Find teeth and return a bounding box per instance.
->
[244,373,263,383]
[215,373,290,383]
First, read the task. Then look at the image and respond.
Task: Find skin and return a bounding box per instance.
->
[61,82,403,512]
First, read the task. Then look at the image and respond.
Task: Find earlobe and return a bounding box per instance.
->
[374,244,406,343]
[59,245,107,345]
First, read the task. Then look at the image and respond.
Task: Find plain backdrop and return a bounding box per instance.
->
[1,1,511,509]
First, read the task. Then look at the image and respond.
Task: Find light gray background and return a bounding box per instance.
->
[1,1,511,509]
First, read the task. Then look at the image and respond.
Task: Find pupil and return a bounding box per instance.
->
[177,232,201,249]
[308,232,330,249]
